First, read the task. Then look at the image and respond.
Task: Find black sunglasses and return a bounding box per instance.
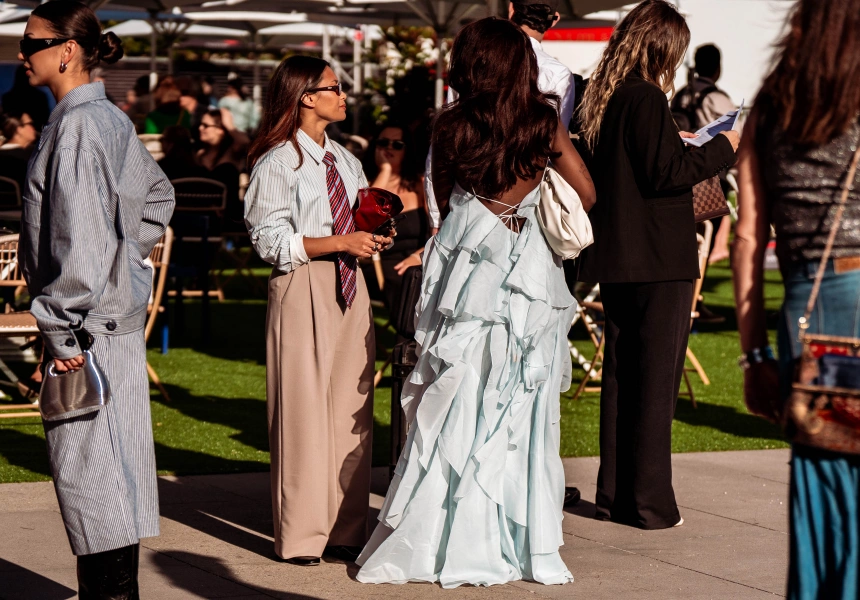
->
[19,37,70,59]
[377,138,405,150]
[305,82,343,96]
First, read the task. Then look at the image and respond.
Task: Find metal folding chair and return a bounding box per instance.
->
[0,235,40,417]
[145,228,173,401]
[680,219,715,407]
[571,285,605,401]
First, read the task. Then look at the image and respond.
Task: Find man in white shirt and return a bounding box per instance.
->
[425,0,576,231]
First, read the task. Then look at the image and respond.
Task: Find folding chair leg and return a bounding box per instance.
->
[682,368,697,408]
[147,362,171,402]
[572,338,604,401]
[686,347,710,385]
[374,354,393,388]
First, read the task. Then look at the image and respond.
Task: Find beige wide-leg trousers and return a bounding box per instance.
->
[266,260,375,559]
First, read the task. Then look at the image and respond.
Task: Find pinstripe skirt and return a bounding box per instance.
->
[42,329,160,555]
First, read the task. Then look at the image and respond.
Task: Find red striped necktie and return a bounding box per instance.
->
[322,151,357,307]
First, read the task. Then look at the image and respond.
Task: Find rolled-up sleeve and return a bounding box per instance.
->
[32,148,115,359]
[139,147,175,257]
[244,159,299,273]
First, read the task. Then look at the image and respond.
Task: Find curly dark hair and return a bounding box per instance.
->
[431,17,559,200]
[510,1,558,34]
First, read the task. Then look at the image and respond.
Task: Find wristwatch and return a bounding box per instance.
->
[737,346,776,370]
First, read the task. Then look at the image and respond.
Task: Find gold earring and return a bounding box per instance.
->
[59,61,67,73]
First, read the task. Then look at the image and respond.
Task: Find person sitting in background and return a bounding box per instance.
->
[201,75,218,109]
[0,112,38,192]
[1,65,50,131]
[175,76,209,139]
[157,125,208,182]
[218,76,259,134]
[197,108,249,229]
[125,74,152,132]
[145,77,191,134]
[362,123,428,311]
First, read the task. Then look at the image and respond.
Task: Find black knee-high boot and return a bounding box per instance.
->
[77,543,140,600]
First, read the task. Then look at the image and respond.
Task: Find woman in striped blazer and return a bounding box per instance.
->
[18,2,175,596]
[245,56,392,566]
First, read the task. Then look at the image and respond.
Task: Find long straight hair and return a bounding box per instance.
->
[579,0,689,149]
[432,17,559,199]
[753,0,860,147]
[248,55,328,169]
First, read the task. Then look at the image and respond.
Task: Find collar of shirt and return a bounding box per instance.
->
[529,36,544,53]
[296,128,335,165]
[47,82,106,126]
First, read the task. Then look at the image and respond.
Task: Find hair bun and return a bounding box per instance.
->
[98,31,124,64]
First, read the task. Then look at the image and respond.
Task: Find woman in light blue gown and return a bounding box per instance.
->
[356,17,596,588]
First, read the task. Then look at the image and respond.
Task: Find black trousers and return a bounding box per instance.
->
[595,280,693,529]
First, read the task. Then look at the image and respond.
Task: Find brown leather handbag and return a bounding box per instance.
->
[784,143,860,454]
[693,176,730,222]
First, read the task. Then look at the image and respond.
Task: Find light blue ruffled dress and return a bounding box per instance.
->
[356,183,577,588]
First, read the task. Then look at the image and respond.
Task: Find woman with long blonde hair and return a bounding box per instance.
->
[576,0,739,530]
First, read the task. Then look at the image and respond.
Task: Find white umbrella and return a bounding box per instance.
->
[0,21,24,36]
[105,18,250,39]
[0,4,29,25]
[184,11,309,109]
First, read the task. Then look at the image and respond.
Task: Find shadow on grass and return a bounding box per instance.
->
[153,383,269,457]
[0,424,51,479]
[673,399,785,442]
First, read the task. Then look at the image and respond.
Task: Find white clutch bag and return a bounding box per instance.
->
[536,165,594,260]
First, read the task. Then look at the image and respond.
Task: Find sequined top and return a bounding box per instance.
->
[763,122,860,267]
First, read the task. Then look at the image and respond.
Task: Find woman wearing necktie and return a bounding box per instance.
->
[245,55,391,566]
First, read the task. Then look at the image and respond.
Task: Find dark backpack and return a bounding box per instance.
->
[671,82,718,132]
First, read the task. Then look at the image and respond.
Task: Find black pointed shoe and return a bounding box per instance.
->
[283,556,320,566]
[324,545,362,563]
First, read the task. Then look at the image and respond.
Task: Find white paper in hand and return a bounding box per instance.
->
[684,100,744,147]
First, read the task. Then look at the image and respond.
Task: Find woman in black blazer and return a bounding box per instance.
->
[577,0,739,530]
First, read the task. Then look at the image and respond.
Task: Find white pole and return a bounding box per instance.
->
[149,19,158,111]
[322,25,331,63]
[363,25,372,81]
[435,37,445,109]
[253,31,262,113]
[353,28,362,94]
[353,27,362,134]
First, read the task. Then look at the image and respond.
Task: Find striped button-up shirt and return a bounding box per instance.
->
[245,129,368,274]
[21,82,175,360]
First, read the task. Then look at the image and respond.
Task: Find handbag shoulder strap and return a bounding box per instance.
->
[798,139,860,336]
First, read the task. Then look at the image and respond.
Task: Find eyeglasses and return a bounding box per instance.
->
[377,138,405,150]
[19,37,70,59]
[19,120,35,128]
[305,83,343,96]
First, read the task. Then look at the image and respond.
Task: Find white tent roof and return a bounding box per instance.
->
[105,19,250,38]
[0,4,29,24]
[257,22,383,42]
[0,21,24,37]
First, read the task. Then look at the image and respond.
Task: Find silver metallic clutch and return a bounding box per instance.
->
[39,349,111,421]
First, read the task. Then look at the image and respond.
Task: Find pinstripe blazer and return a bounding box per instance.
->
[20,82,175,360]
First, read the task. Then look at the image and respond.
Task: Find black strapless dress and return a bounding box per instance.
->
[380,208,430,311]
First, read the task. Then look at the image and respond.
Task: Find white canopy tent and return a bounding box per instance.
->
[0,20,24,36]
[0,3,29,24]
[105,18,249,38]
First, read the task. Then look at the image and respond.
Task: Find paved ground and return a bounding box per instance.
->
[0,449,790,599]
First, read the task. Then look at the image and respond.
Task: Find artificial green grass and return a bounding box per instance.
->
[0,260,787,484]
